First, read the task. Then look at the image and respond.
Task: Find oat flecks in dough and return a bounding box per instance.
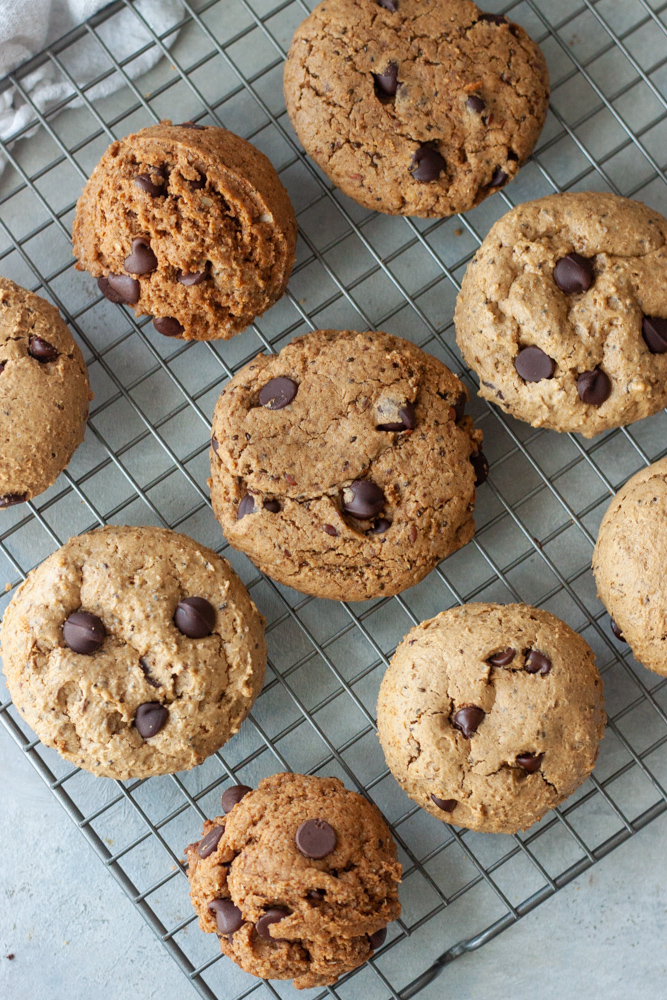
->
[455,191,667,436]
[208,328,484,601]
[377,603,605,834]
[593,456,667,677]
[1,525,266,779]
[185,773,402,989]
[283,0,549,218]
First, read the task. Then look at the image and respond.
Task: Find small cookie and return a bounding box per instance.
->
[0,277,91,506]
[73,121,297,341]
[283,0,549,217]
[209,328,485,601]
[185,773,401,989]
[593,457,667,677]
[377,603,605,833]
[1,525,266,779]
[455,192,667,436]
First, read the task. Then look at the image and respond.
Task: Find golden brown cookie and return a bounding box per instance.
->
[377,603,605,833]
[283,0,549,217]
[455,192,667,436]
[185,773,401,989]
[208,328,485,601]
[1,525,266,779]
[0,276,91,507]
[72,121,297,341]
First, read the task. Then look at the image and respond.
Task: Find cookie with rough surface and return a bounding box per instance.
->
[455,192,667,436]
[283,0,549,217]
[593,457,667,677]
[1,525,266,779]
[0,277,91,507]
[209,328,485,601]
[185,773,401,989]
[73,121,297,341]
[377,603,605,833]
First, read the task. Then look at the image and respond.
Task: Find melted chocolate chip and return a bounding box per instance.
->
[295,818,337,859]
[410,145,445,182]
[377,0,397,9]
[98,273,140,305]
[257,907,290,940]
[258,376,298,410]
[479,12,509,24]
[0,492,27,508]
[197,825,224,859]
[373,62,399,96]
[515,345,555,382]
[525,650,551,675]
[174,596,216,638]
[642,316,667,354]
[431,794,457,812]
[577,368,611,406]
[63,611,106,654]
[377,401,416,432]
[368,927,387,949]
[487,648,515,666]
[237,494,255,519]
[452,706,485,738]
[124,237,157,275]
[221,785,252,813]
[490,168,508,187]
[466,95,486,113]
[208,899,243,935]
[323,524,338,536]
[28,336,58,362]
[134,168,167,196]
[343,480,386,518]
[263,498,281,513]
[210,437,220,454]
[553,253,595,294]
[178,270,206,286]
[367,518,391,535]
[611,618,626,642]
[135,702,169,739]
[516,752,544,773]
[470,450,489,486]
[153,316,184,338]
[307,889,326,901]
[139,657,161,688]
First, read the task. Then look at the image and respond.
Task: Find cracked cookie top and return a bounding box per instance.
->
[377,602,605,833]
[185,772,401,989]
[1,525,266,779]
[283,0,549,217]
[209,328,484,601]
[455,192,667,436]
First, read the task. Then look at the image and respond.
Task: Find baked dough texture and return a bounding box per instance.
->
[186,772,402,989]
[455,192,667,436]
[283,0,549,217]
[377,603,605,833]
[72,122,297,341]
[1,525,266,779]
[209,328,484,601]
[0,276,91,504]
[593,456,667,677]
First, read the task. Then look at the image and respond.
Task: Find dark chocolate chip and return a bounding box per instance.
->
[178,270,206,286]
[263,499,281,513]
[63,611,106,655]
[139,656,161,688]
[174,596,216,638]
[642,316,667,354]
[134,169,167,196]
[553,253,595,294]
[343,480,386,519]
[514,345,555,382]
[295,818,337,859]
[490,168,508,187]
[410,145,445,182]
[466,95,486,113]
[98,273,140,305]
[373,62,399,96]
[0,492,27,508]
[452,706,485,738]
[307,889,326,901]
[431,794,457,812]
[323,524,338,536]
[221,784,253,813]
[488,647,515,666]
[197,825,225,859]
[124,237,157,275]
[611,618,626,642]
[516,752,544,773]
[525,649,551,675]
[377,401,416,432]
[258,376,298,410]
[377,0,397,9]
[153,316,184,338]
[237,494,255,519]
[470,450,489,486]
[368,927,387,949]
[256,907,290,940]
[208,899,243,935]
[479,12,509,24]
[177,121,206,129]
[189,172,207,190]
[211,437,220,454]
[28,336,58,362]
[577,368,611,406]
[367,518,391,535]
[135,701,169,738]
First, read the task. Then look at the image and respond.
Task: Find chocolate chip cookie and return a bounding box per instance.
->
[209,328,485,601]
[185,772,401,989]
[1,525,266,779]
[283,0,549,217]
[0,276,91,507]
[593,456,667,677]
[377,603,605,833]
[73,121,297,341]
[455,192,667,436]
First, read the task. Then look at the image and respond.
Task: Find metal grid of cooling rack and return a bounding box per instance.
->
[1,0,667,997]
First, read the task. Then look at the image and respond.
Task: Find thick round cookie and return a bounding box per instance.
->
[209,329,485,601]
[283,0,549,218]
[593,457,667,677]
[455,192,667,437]
[0,277,91,507]
[185,773,401,989]
[377,603,605,833]
[1,525,266,779]
[72,121,297,341]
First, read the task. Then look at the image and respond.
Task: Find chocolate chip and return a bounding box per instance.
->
[611,618,626,642]
[410,145,445,182]
[525,650,551,675]
[98,273,140,305]
[323,524,338,536]
[373,62,398,96]
[188,172,206,190]
[487,648,515,666]
[368,927,387,949]
[221,784,252,813]
[377,0,397,9]
[367,518,391,535]
[63,611,106,654]
[153,316,184,337]
[177,121,206,129]
[256,907,290,940]
[197,825,225,859]
[470,450,489,486]
[453,392,466,421]
[208,899,243,935]
[553,253,595,294]
[466,95,486,113]
[28,336,58,362]
[0,492,27,508]
[135,702,169,738]
[431,794,457,812]
[516,752,544,773]
[139,656,161,688]
[258,376,298,410]
[306,889,326,901]
[479,12,509,24]
[263,499,281,513]
[178,270,206,286]
[211,437,220,454]
[377,401,416,432]
[577,368,611,406]
[343,480,386,519]
[237,494,255,519]
[174,596,216,638]
[490,168,508,187]
[124,237,157,275]
[452,706,485,738]
[295,818,337,859]
[514,345,555,382]
[134,169,167,196]
[0,362,6,375]
[642,316,667,354]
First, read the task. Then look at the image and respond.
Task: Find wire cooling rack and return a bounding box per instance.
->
[1,0,667,997]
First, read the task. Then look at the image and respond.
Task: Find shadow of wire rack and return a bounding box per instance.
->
[1,0,667,996]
